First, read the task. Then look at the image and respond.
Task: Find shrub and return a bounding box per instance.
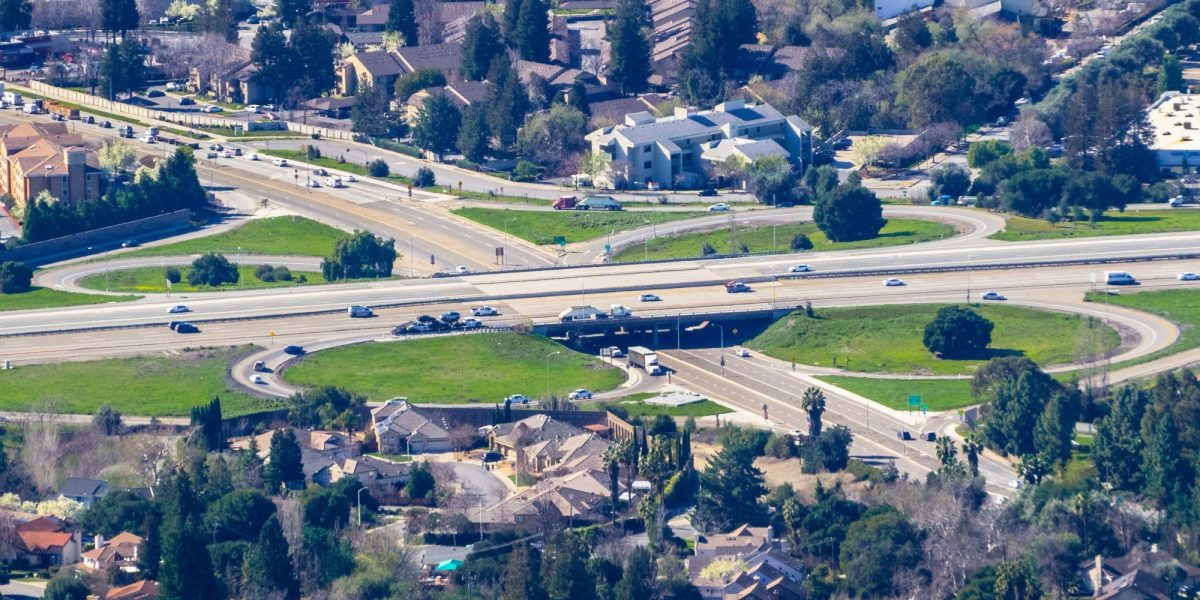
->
[188,253,239,287]
[304,144,321,160]
[0,260,33,294]
[255,264,276,282]
[414,167,436,188]
[700,242,718,256]
[367,159,390,177]
[297,274,307,283]
[273,266,292,281]
[923,305,994,358]
[164,266,182,284]
[512,160,540,182]
[790,233,813,251]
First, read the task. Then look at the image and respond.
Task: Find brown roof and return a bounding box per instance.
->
[394,42,463,75]
[14,516,73,555]
[353,50,405,77]
[107,580,159,600]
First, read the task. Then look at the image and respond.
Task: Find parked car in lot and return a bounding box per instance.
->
[789,264,812,273]
[178,97,195,105]
[981,291,1007,301]
[883,278,906,286]
[203,105,222,113]
[639,293,661,302]
[147,89,164,97]
[283,345,305,355]
[505,394,531,404]
[568,389,593,400]
[167,305,191,314]
[1179,272,1200,281]
[471,305,498,316]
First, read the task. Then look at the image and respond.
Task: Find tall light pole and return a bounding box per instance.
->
[545,350,561,401]
[357,487,367,527]
[409,237,415,277]
[966,254,973,303]
[503,216,515,268]
[715,324,725,377]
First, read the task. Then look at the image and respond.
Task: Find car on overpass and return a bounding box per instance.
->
[980,291,1007,301]
[789,264,812,273]
[883,278,906,286]
[639,293,661,302]
[472,305,498,316]
[1178,272,1200,281]
[167,305,191,314]
[568,389,593,400]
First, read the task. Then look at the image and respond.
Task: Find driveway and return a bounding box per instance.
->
[1,581,45,598]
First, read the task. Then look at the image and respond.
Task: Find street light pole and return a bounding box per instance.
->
[546,351,561,401]
[409,237,415,277]
[966,254,973,303]
[716,324,725,377]
[357,487,366,527]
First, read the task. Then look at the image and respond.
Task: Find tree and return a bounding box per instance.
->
[813,182,886,242]
[695,438,767,531]
[138,511,162,579]
[800,386,825,439]
[386,0,417,44]
[460,15,504,80]
[962,436,983,477]
[81,490,155,537]
[288,386,366,431]
[97,141,137,177]
[976,357,1063,457]
[351,82,400,137]
[99,38,147,100]
[0,261,32,294]
[189,397,223,451]
[275,0,311,27]
[486,56,530,150]
[790,234,813,251]
[0,0,30,32]
[158,473,218,600]
[1009,114,1053,153]
[413,93,462,160]
[514,0,551,61]
[322,230,396,281]
[606,0,651,95]
[935,436,958,469]
[206,489,277,543]
[242,515,299,600]
[747,156,799,204]
[1142,409,1187,508]
[457,105,491,163]
[617,545,655,600]
[1092,385,1148,490]
[1033,393,1075,467]
[290,18,336,98]
[994,557,1042,600]
[929,163,971,200]
[500,543,545,600]
[891,10,931,56]
[839,506,923,598]
[806,425,853,472]
[923,306,994,358]
[92,404,122,436]
[896,52,979,127]
[100,0,138,38]
[394,68,446,100]
[251,22,299,103]
[542,533,595,600]
[407,461,436,499]
[43,576,89,600]
[264,429,304,492]
[517,104,587,175]
[967,140,1012,168]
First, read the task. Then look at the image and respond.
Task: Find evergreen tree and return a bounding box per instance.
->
[543,533,596,600]
[138,511,162,579]
[0,0,31,33]
[275,0,312,27]
[813,182,887,242]
[1033,393,1076,467]
[1143,410,1187,508]
[617,544,655,600]
[386,0,418,44]
[158,473,217,600]
[606,0,651,96]
[100,0,139,38]
[500,543,545,600]
[503,0,523,43]
[243,515,299,600]
[350,82,399,137]
[695,439,766,531]
[564,79,590,116]
[412,93,462,161]
[976,357,1062,458]
[251,21,300,103]
[264,429,304,492]
[457,105,491,163]
[514,0,551,61]
[460,15,504,80]
[485,56,529,150]
[189,397,224,451]
[290,18,337,98]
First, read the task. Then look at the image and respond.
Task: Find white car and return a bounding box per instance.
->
[345,174,357,182]
[736,348,750,357]
[250,374,266,384]
[247,153,260,161]
[568,389,593,400]
[456,266,471,274]
[203,105,222,113]
[981,291,1007,301]
[1178,272,1200,281]
[505,394,531,404]
[707,203,730,212]
[472,306,498,316]
[306,179,321,188]
[246,104,260,113]
[141,134,156,143]
[273,158,288,167]
[789,264,812,273]
[639,293,661,302]
[461,318,483,328]
[883,278,906,287]
[167,305,191,314]
[221,150,233,158]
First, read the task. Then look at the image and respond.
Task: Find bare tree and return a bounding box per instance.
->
[1009,113,1054,153]
[20,404,62,494]
[415,0,442,45]
[274,497,305,548]
[1075,316,1113,400]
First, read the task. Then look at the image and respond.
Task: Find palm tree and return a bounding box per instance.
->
[935,436,958,468]
[800,387,826,439]
[962,436,983,477]
[602,438,634,517]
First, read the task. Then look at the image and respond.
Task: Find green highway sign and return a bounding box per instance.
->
[907,395,921,406]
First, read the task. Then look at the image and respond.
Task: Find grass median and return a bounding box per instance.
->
[990,209,1200,241]
[815,376,975,412]
[580,393,733,418]
[748,303,1119,375]
[1085,288,1200,364]
[452,207,707,245]
[258,149,421,187]
[610,218,956,262]
[282,332,625,403]
[0,346,281,417]
[118,216,348,259]
[78,265,326,294]
[0,287,139,312]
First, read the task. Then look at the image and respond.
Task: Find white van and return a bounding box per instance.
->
[327,176,344,188]
[3,91,22,105]
[273,158,288,167]
[1105,271,1137,285]
[347,305,374,318]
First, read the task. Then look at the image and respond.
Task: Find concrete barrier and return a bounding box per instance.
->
[0,209,191,265]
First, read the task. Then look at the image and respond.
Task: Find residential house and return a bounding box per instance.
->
[352,1,483,38]
[235,427,361,487]
[59,477,110,509]
[371,399,454,454]
[338,50,406,96]
[588,93,672,125]
[106,580,160,600]
[81,532,142,572]
[303,96,356,119]
[329,455,410,496]
[488,414,587,458]
[3,513,83,568]
[586,99,813,188]
[647,0,695,85]
[0,122,103,210]
[688,525,805,600]
[189,58,267,105]
[475,468,614,528]
[1081,547,1200,599]
[521,432,610,474]
[393,42,464,82]
[402,80,488,123]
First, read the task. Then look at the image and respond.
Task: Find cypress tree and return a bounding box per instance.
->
[386,0,418,45]
[457,105,491,164]
[460,15,504,80]
[158,474,217,600]
[514,0,551,61]
[264,429,304,493]
[138,511,162,579]
[606,0,651,96]
[243,515,299,600]
[503,0,523,43]
[500,543,545,600]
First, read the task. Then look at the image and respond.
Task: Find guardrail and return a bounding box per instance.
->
[3,251,1195,338]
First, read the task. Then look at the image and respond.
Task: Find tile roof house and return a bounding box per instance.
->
[402,80,489,123]
[688,525,804,600]
[4,513,83,568]
[587,99,813,188]
[371,399,453,454]
[522,431,610,474]
[59,477,111,508]
[0,122,102,211]
[338,43,464,95]
[329,455,410,495]
[81,531,142,572]
[106,579,160,600]
[475,468,614,528]
[1081,548,1200,599]
[488,414,587,458]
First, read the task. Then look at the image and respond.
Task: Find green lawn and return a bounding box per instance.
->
[0,287,139,312]
[990,209,1200,241]
[816,376,975,412]
[258,149,420,187]
[0,346,281,417]
[1085,288,1200,364]
[118,216,348,259]
[611,218,957,262]
[580,393,733,417]
[282,332,626,403]
[78,264,325,294]
[748,304,1119,375]
[452,207,707,245]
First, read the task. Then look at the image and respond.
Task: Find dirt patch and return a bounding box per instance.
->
[693,440,866,496]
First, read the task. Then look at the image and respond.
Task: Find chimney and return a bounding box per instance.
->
[1091,555,1103,596]
[95,534,105,549]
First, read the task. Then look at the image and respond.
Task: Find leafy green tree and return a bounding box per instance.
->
[300,485,352,529]
[251,22,299,103]
[264,428,304,492]
[790,234,813,251]
[838,506,923,598]
[994,557,1042,600]
[1033,393,1076,467]
[895,51,979,127]
[514,0,551,61]
[518,104,587,174]
[458,105,491,163]
[43,576,89,600]
[394,68,446,100]
[543,533,596,600]
[288,386,366,431]
[81,489,154,536]
[923,306,994,358]
[322,230,396,280]
[187,254,239,287]
[935,436,958,469]
[606,0,652,95]
[138,511,162,579]
[460,15,504,80]
[891,10,931,56]
[100,0,139,38]
[967,140,1012,168]
[275,0,311,27]
[617,545,655,600]
[299,526,356,588]
[290,18,337,98]
[351,82,400,137]
[413,93,462,161]
[804,165,840,199]
[207,489,277,543]
[1143,410,1188,508]
[0,261,32,294]
[800,386,826,439]
[1159,53,1184,93]
[407,461,436,499]
[747,156,799,204]
[963,435,983,477]
[500,543,545,600]
[386,0,417,44]
[976,357,1063,457]
[813,182,886,242]
[503,0,524,42]
[929,163,971,200]
[0,0,31,33]
[99,39,147,100]
[242,515,299,600]
[1000,167,1066,217]
[805,425,853,472]
[695,436,767,531]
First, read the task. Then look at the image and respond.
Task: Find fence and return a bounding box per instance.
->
[0,209,191,265]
